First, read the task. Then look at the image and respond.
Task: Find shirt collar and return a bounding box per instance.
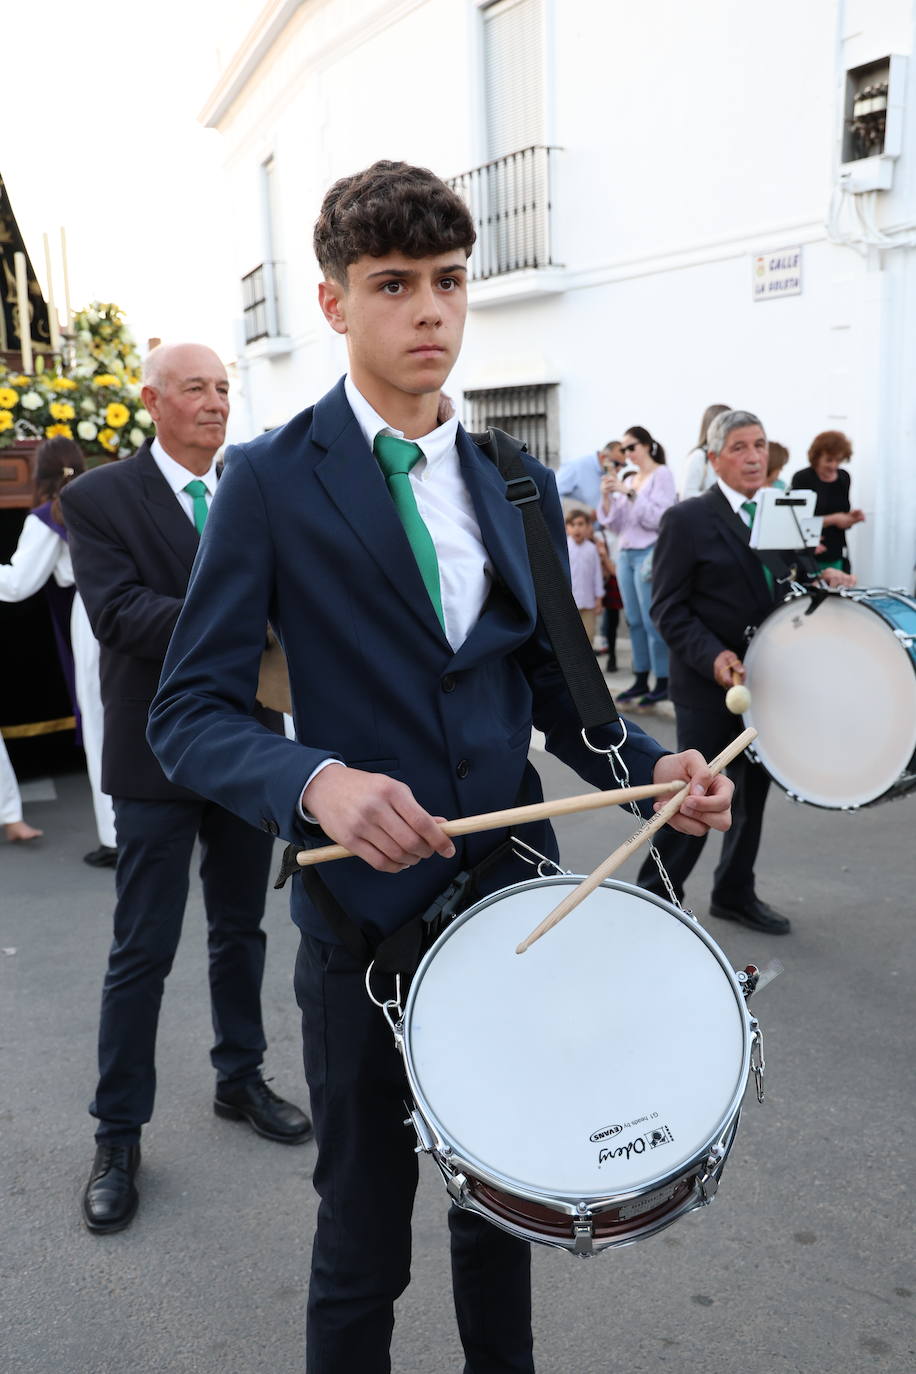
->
[151,436,218,497]
[717,476,757,515]
[344,374,459,474]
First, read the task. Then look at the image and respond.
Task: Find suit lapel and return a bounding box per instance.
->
[136,442,200,574]
[311,383,449,645]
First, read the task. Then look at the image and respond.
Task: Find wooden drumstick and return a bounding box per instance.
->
[725,665,751,715]
[295,781,685,867]
[516,726,758,954]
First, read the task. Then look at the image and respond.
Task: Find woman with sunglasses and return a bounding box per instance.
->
[597,426,676,706]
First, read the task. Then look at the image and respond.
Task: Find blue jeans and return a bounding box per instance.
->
[617,545,669,679]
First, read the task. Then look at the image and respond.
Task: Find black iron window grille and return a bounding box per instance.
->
[464,383,559,467]
[449,146,559,283]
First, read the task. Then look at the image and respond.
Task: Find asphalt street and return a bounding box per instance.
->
[1,703,914,1374]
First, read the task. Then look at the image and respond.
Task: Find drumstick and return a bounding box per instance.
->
[725,665,751,715]
[295,781,685,867]
[516,726,758,954]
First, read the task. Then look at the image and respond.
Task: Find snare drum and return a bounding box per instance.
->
[394,876,761,1256]
[742,587,916,808]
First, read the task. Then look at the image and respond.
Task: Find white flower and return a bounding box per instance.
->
[77,420,98,441]
[20,391,43,411]
[80,397,97,413]
[129,427,145,448]
[135,408,152,427]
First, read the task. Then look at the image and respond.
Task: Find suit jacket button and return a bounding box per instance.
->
[261,818,279,836]
[456,759,470,780]
[441,674,456,693]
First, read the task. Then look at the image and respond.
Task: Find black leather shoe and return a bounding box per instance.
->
[83,1143,141,1233]
[84,845,118,868]
[709,897,791,935]
[214,1076,313,1144]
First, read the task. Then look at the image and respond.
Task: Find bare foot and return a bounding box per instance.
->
[5,820,43,843]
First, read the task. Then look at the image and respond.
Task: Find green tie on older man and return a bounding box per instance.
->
[183,479,209,535]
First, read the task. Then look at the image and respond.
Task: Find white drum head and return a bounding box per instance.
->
[403,880,748,1200]
[743,594,916,807]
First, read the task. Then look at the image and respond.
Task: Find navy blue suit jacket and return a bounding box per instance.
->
[149,379,667,943]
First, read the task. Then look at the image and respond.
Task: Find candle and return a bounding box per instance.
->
[60,226,73,328]
[13,251,33,374]
[43,233,61,353]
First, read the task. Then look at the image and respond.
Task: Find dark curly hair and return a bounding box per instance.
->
[313,160,476,283]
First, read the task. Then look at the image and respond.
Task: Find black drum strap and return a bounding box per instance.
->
[471,427,620,731]
[275,838,519,976]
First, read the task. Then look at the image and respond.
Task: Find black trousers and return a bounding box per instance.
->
[294,932,535,1374]
[92,796,274,1145]
[637,702,771,906]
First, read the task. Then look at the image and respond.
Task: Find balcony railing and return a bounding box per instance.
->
[242,261,282,344]
[448,146,559,283]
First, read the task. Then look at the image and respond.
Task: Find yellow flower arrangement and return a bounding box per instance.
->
[0,302,154,458]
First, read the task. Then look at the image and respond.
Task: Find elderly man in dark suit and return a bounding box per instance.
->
[62,343,311,1237]
[636,408,853,934]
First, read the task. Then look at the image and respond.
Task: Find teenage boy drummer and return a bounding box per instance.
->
[149,160,733,1373]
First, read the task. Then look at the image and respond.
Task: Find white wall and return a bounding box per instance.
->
[211,0,916,587]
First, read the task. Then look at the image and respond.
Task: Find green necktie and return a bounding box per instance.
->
[741,500,775,595]
[183,479,209,534]
[373,433,445,630]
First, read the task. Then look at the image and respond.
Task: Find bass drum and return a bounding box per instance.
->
[742,588,916,808]
[398,876,760,1256]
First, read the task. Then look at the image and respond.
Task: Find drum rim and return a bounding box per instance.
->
[399,875,753,1209]
[743,587,916,809]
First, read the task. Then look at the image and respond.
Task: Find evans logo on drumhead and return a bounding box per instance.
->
[589,1124,623,1143]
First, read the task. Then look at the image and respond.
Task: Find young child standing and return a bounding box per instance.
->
[565,508,605,645]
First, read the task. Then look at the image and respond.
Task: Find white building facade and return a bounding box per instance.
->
[202,0,916,588]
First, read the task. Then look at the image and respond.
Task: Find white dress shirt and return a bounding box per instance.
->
[717,477,756,526]
[344,375,492,651]
[150,437,218,524]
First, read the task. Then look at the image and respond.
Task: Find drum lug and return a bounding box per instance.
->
[573,1206,594,1257]
[698,1145,727,1202]
[743,623,757,641]
[446,1171,469,1203]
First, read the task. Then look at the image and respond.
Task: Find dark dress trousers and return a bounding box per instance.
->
[61,444,278,1145]
[637,485,775,906]
[148,380,669,1373]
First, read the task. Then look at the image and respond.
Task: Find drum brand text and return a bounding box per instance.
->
[598,1125,674,1165]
